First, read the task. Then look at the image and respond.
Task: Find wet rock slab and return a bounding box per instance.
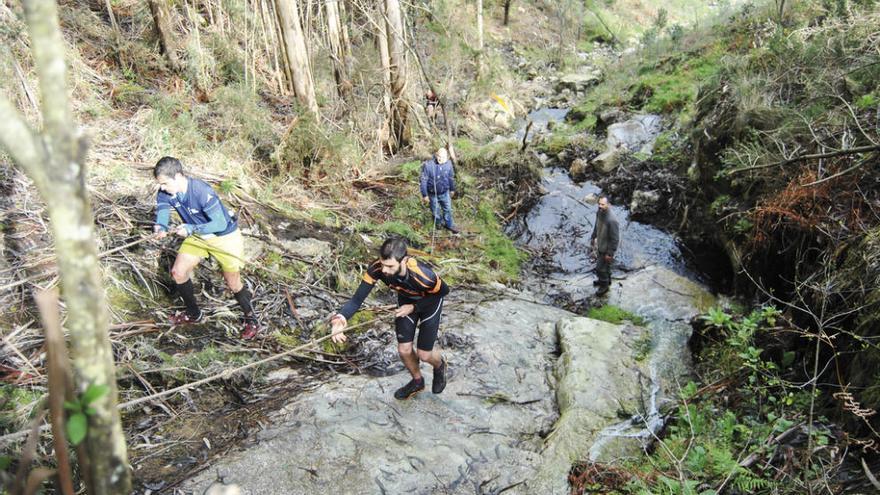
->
[181,276,711,494]
[182,296,572,494]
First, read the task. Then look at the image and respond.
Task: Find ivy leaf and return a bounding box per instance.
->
[67,412,88,446]
[781,351,796,367]
[63,400,81,412]
[81,384,109,406]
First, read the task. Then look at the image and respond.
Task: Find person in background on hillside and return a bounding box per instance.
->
[425,89,440,124]
[590,195,620,297]
[329,237,450,400]
[420,146,460,234]
[152,156,261,339]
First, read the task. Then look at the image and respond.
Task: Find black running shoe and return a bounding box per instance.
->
[596,285,610,296]
[592,280,602,287]
[393,377,425,400]
[432,356,448,394]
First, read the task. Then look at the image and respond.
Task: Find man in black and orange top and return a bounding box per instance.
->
[330,237,449,400]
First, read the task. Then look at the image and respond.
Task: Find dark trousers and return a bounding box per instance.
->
[596,252,612,287]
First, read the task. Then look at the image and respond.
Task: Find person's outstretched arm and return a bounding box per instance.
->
[331,262,380,342]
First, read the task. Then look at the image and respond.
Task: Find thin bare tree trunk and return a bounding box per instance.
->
[503,0,512,26]
[476,0,483,75]
[384,0,409,151]
[258,0,286,94]
[477,0,483,51]
[325,0,352,100]
[274,0,320,116]
[0,1,130,493]
[377,4,392,118]
[148,0,183,71]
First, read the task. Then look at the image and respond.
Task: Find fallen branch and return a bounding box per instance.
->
[0,316,384,445]
[725,144,880,176]
[0,232,161,293]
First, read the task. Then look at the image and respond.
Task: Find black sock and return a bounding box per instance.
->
[176,280,201,318]
[234,287,256,322]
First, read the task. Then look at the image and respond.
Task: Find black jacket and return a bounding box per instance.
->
[591,210,619,255]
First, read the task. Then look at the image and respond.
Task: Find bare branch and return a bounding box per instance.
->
[725,144,880,176]
[21,0,72,138]
[0,95,48,188]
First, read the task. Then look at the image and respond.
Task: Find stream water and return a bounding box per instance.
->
[510,107,715,460]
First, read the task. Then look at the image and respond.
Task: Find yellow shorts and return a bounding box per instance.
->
[178,230,245,273]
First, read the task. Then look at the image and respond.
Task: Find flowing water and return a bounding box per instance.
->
[511,108,716,460]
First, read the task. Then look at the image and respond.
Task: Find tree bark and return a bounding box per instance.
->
[325,0,352,100]
[377,4,392,119]
[477,0,484,51]
[148,0,182,72]
[274,0,320,116]
[0,1,131,493]
[476,0,484,75]
[503,0,512,26]
[384,0,409,151]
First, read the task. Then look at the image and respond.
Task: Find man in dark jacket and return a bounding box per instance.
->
[590,196,619,296]
[329,237,450,400]
[419,146,459,234]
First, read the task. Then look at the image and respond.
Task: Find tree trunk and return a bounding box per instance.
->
[476,0,483,75]
[0,1,130,493]
[148,0,182,72]
[503,0,512,26]
[274,0,320,116]
[477,0,484,51]
[377,4,392,118]
[384,0,409,151]
[325,0,352,101]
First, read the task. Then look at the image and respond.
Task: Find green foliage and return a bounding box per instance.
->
[64,383,110,446]
[271,113,360,180]
[0,385,42,430]
[202,84,278,160]
[474,200,527,278]
[631,330,653,361]
[613,302,827,494]
[587,305,647,326]
[855,92,878,110]
[357,220,425,245]
[144,92,205,156]
[399,160,423,181]
[263,251,307,280]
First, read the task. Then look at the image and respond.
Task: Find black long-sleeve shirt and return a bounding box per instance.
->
[338,257,449,320]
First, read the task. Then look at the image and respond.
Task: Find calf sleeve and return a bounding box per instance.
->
[176,280,201,318]
[234,287,256,321]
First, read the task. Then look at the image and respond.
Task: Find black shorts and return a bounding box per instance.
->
[395,296,444,351]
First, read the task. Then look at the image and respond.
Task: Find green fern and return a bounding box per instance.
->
[732,473,774,492]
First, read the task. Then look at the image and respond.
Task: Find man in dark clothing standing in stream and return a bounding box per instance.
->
[329,237,449,400]
[590,195,619,296]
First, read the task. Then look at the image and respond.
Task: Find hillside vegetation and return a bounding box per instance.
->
[555,1,880,493]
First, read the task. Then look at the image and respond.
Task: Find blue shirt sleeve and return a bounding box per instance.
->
[190,203,228,235]
[155,192,172,231]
